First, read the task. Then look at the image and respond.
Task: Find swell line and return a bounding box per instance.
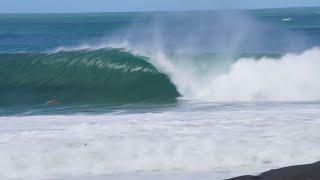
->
[0,48,179,105]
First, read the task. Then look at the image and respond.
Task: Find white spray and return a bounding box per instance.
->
[55,11,319,102]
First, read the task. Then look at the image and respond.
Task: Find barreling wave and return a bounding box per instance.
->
[2,43,320,106]
[0,48,180,106]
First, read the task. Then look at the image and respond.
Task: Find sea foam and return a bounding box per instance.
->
[164,47,320,101]
[0,103,320,179]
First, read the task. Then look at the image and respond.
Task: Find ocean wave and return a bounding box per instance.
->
[1,42,320,105]
[0,48,179,105]
[281,18,293,22]
[103,42,320,102]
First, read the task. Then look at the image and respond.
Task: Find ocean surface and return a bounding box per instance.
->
[1,7,320,179]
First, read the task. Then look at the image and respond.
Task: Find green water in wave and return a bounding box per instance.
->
[0,49,179,106]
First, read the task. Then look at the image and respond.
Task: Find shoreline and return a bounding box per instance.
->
[227,161,320,180]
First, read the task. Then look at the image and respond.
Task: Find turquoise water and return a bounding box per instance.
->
[1,7,320,113]
[1,7,320,180]
[0,8,320,52]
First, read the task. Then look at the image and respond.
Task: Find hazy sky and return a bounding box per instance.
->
[1,0,320,13]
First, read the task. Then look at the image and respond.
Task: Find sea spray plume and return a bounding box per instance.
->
[50,11,317,102]
[95,12,257,98]
[110,11,310,55]
[105,11,313,101]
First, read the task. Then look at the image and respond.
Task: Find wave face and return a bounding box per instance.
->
[0,48,179,105]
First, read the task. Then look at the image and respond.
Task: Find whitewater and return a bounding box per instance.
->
[1,8,320,180]
[159,47,320,101]
[1,102,320,179]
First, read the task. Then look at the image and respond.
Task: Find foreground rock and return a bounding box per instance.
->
[227,161,320,180]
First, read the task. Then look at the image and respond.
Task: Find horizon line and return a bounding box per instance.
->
[0,6,319,15]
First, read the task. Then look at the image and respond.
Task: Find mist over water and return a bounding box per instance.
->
[53,10,319,102]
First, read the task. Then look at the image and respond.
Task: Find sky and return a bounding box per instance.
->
[0,0,320,13]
